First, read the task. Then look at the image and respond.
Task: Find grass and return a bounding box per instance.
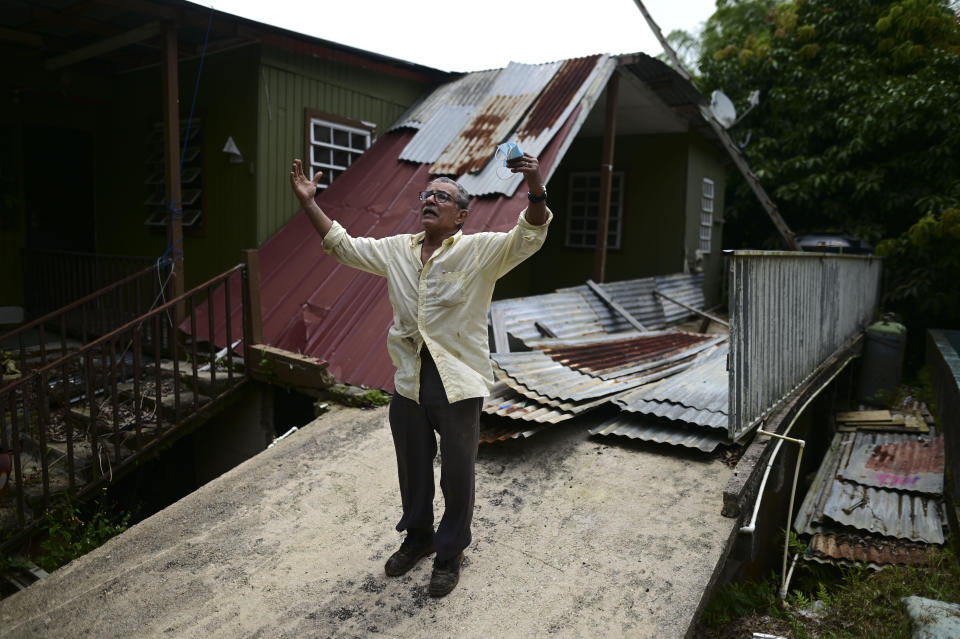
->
[696,543,960,639]
[33,488,132,573]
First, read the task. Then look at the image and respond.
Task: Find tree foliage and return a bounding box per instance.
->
[876,207,960,327]
[697,0,960,249]
[694,0,960,340]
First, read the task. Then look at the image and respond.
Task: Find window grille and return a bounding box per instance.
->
[565,171,624,249]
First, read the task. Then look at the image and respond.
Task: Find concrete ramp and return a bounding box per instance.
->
[0,405,736,638]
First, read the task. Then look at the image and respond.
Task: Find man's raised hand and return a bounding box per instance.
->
[506,152,544,189]
[290,159,322,207]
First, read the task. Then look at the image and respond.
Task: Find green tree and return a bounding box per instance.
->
[694,0,960,357]
[696,0,960,248]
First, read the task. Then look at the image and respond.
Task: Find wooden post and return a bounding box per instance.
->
[161,23,184,322]
[593,72,619,283]
[243,249,263,347]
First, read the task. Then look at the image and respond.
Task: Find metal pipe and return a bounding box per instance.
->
[781,552,801,601]
[757,428,805,600]
[738,354,855,535]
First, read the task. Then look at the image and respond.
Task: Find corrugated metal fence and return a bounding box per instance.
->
[728,251,882,440]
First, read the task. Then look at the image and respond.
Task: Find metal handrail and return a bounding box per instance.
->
[2,258,169,381]
[0,261,164,347]
[0,263,248,537]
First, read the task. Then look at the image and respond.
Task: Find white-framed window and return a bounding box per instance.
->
[307,113,373,189]
[565,171,624,249]
[699,178,714,254]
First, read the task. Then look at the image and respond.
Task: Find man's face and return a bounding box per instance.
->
[420,181,468,236]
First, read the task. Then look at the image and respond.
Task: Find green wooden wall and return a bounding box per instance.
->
[684,135,727,306]
[496,132,694,299]
[95,45,261,290]
[255,48,434,244]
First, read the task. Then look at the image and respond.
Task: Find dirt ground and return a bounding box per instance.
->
[0,404,737,638]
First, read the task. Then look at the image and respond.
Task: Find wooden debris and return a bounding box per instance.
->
[835,409,929,433]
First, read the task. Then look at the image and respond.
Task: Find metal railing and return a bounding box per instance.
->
[0,263,248,538]
[23,249,157,317]
[727,251,882,440]
[2,260,170,376]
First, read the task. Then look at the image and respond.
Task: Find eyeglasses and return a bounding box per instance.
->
[418,190,455,204]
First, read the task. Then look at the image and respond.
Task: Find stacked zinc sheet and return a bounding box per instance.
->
[484,333,730,450]
[794,430,947,566]
[590,344,730,452]
[481,273,731,449]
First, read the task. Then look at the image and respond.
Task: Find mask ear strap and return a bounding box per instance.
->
[495,146,511,180]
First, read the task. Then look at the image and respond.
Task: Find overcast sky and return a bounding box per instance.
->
[207,0,718,72]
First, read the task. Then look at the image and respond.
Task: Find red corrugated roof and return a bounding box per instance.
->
[192,105,581,392]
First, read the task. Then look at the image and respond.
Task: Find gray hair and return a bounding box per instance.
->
[430,177,471,210]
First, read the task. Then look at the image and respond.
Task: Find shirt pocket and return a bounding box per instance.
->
[430,270,467,307]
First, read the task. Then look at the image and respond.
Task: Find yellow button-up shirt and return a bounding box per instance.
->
[322,208,552,403]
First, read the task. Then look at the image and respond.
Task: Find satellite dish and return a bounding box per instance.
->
[710,90,737,129]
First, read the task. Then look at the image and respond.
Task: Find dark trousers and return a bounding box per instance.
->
[389,349,481,561]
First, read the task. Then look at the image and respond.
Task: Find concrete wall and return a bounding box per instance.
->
[192,381,275,486]
[927,329,960,545]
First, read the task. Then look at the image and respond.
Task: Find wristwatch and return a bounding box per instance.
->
[527,186,547,203]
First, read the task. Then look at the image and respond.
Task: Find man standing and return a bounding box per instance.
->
[289,153,550,597]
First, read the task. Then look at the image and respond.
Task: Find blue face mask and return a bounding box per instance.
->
[496,141,524,165]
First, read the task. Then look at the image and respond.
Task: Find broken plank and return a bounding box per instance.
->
[653,289,729,328]
[585,279,647,332]
[835,410,892,423]
[248,344,333,391]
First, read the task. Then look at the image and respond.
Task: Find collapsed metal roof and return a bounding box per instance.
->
[193,52,715,396]
[479,277,731,450]
[392,56,618,197]
[490,273,706,348]
[795,430,947,562]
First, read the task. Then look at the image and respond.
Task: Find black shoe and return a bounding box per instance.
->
[384,536,435,577]
[429,552,464,598]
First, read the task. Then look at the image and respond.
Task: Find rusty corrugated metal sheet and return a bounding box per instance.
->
[807,533,932,568]
[392,68,500,132]
[460,55,615,197]
[430,61,562,176]
[482,381,574,424]
[795,431,946,545]
[836,435,944,495]
[588,414,726,452]
[823,481,944,544]
[541,332,713,377]
[397,105,476,164]
[491,349,651,402]
[614,344,729,430]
